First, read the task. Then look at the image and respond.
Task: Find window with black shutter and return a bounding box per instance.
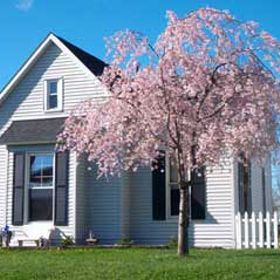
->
[12,150,69,225]
[152,153,206,220]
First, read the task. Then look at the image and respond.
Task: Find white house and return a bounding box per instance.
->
[0,33,273,247]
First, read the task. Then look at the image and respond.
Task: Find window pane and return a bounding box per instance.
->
[42,156,53,176]
[30,154,53,187]
[30,156,42,185]
[49,81,57,94]
[42,176,53,185]
[48,94,58,109]
[29,189,53,221]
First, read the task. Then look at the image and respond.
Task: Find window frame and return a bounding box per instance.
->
[24,152,56,223]
[165,154,192,220]
[165,154,204,221]
[44,78,63,112]
[166,154,178,219]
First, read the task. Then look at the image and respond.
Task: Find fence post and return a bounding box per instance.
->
[244,212,249,249]
[259,212,264,248]
[252,212,256,249]
[266,211,271,248]
[236,212,242,249]
[274,211,278,249]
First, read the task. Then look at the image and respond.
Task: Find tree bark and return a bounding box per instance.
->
[177,181,190,256]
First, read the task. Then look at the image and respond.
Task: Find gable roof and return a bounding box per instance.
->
[57,36,107,76]
[0,33,107,105]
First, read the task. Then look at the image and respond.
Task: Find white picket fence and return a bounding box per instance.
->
[235,211,279,249]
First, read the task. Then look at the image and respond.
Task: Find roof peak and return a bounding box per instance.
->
[55,34,108,76]
[0,33,107,105]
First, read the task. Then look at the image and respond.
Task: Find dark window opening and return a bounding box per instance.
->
[238,157,252,214]
[29,189,53,221]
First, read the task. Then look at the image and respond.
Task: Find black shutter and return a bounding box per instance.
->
[13,153,25,225]
[191,167,206,220]
[247,161,252,214]
[238,162,245,214]
[170,188,180,216]
[238,160,252,214]
[54,151,69,226]
[152,155,166,220]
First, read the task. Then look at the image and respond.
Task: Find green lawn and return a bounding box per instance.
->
[0,248,279,279]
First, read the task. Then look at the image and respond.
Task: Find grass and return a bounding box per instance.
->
[0,248,280,279]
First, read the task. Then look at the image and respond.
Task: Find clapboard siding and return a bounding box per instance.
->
[75,155,89,243]
[121,171,131,238]
[6,145,76,242]
[84,163,122,244]
[0,145,8,227]
[129,160,235,248]
[0,42,106,137]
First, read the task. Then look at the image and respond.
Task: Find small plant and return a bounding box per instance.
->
[61,235,74,247]
[167,235,178,249]
[39,237,50,248]
[0,225,12,247]
[116,237,134,246]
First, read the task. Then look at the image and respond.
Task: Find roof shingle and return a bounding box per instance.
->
[0,118,66,145]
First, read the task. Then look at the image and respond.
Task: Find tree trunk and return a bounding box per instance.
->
[177,182,190,256]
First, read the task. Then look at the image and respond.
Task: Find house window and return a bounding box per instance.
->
[44,79,63,111]
[168,161,206,218]
[28,154,54,221]
[152,153,206,220]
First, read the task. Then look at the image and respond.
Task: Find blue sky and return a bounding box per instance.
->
[1,0,280,89]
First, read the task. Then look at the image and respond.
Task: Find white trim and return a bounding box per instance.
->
[43,78,63,112]
[24,152,55,224]
[12,115,68,121]
[165,153,179,220]
[0,33,107,107]
[232,158,238,248]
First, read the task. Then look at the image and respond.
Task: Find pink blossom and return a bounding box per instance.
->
[58,8,280,177]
